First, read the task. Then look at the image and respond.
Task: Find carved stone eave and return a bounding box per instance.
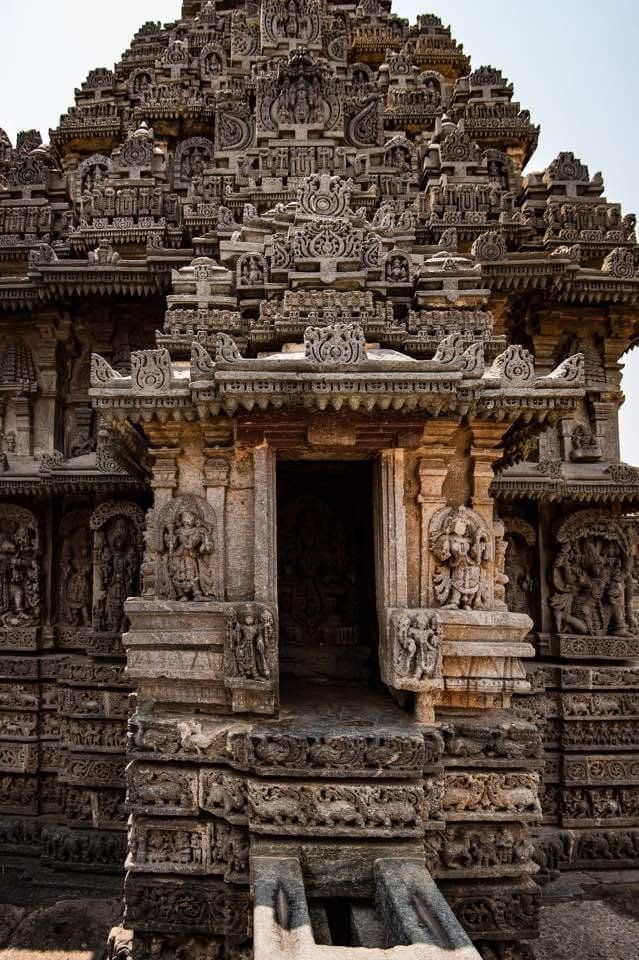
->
[0,278,37,310]
[482,257,639,305]
[0,471,144,498]
[492,459,639,504]
[0,257,192,308]
[26,261,175,299]
[90,343,585,425]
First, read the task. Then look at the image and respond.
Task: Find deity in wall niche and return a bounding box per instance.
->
[429,506,491,610]
[550,512,636,638]
[63,540,92,627]
[94,517,140,633]
[504,521,537,617]
[0,510,39,626]
[158,503,216,601]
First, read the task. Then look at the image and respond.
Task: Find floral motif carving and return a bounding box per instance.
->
[304,322,367,363]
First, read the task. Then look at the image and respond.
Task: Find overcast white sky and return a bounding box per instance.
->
[1,0,638,461]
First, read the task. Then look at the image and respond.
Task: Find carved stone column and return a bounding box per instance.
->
[253,444,277,605]
[33,321,61,455]
[418,421,459,608]
[375,448,408,612]
[13,396,32,457]
[203,453,230,602]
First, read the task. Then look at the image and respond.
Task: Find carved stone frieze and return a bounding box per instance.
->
[442,772,542,819]
[247,779,426,837]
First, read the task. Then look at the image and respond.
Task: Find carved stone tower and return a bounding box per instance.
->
[0,2,638,960]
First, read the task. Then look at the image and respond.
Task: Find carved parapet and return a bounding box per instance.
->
[89,336,584,424]
[385,607,533,712]
[124,599,279,715]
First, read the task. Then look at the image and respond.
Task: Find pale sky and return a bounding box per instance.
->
[1,0,638,462]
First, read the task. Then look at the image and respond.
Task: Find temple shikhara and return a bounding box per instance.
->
[1,0,639,958]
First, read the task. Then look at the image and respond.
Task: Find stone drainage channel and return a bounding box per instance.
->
[253,856,482,959]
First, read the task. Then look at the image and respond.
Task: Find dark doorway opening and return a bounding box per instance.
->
[277,460,378,687]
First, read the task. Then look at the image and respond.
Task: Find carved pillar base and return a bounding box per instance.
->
[438,609,534,711]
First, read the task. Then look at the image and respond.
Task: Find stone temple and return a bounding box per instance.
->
[0,0,638,957]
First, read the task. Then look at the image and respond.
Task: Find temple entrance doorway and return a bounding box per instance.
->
[276,459,379,688]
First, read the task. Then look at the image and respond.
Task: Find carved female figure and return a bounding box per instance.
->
[430,507,489,610]
[65,543,92,626]
[167,509,214,601]
[397,612,442,680]
[228,607,272,681]
[95,518,139,633]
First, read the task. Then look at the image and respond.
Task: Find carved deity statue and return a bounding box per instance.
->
[167,510,212,601]
[551,511,636,638]
[504,520,537,617]
[429,506,491,610]
[226,605,274,681]
[65,541,92,627]
[395,611,442,680]
[156,498,217,602]
[0,508,40,627]
[91,503,144,634]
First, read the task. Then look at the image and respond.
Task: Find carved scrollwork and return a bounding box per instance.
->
[471,230,507,262]
[298,173,351,218]
[489,345,535,386]
[131,349,173,393]
[304,322,367,364]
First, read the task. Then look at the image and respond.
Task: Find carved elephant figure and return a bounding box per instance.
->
[314,789,365,828]
[250,788,306,826]
[365,792,418,829]
[444,776,484,812]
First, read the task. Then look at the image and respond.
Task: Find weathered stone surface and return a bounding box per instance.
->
[0,0,637,958]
